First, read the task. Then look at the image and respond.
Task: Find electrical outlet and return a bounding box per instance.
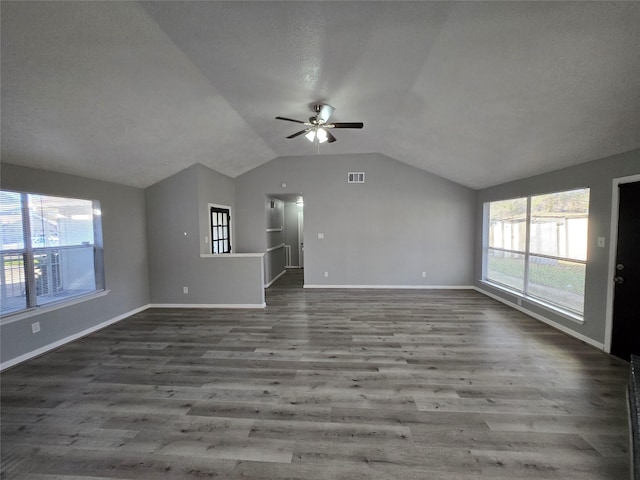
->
[183,286,189,294]
[31,322,40,334]
[517,298,522,306]
[324,271,329,278]
[318,233,324,239]
[421,272,427,278]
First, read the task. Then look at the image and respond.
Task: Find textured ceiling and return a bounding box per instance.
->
[2,1,640,189]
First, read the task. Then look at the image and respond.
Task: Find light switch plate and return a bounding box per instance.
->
[597,236,605,248]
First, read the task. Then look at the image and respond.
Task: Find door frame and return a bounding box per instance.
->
[208,203,233,254]
[604,173,640,353]
[298,210,304,268]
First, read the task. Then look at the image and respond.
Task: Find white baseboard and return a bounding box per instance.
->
[0,304,151,371]
[304,284,474,290]
[149,303,266,309]
[264,269,287,288]
[474,286,604,350]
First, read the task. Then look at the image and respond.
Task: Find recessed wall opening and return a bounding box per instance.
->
[265,193,304,288]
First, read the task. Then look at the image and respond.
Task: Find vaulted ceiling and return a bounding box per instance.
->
[2,1,639,189]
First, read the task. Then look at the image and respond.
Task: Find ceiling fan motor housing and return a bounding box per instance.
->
[314,104,334,124]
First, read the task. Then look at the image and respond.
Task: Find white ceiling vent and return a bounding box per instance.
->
[348,172,365,184]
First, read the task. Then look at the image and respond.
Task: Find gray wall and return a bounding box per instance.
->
[284,202,302,267]
[0,163,150,365]
[235,153,476,286]
[196,163,235,254]
[145,163,264,305]
[474,148,640,345]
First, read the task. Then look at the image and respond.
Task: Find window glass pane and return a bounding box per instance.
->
[210,207,231,254]
[33,247,97,306]
[1,192,27,314]
[2,190,103,317]
[485,189,589,318]
[1,191,24,250]
[28,194,94,247]
[488,198,527,251]
[1,253,27,315]
[527,256,585,313]
[530,189,589,260]
[486,248,525,291]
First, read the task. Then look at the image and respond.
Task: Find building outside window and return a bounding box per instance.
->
[0,190,104,317]
[484,188,589,317]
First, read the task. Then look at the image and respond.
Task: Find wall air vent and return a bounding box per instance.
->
[348,172,365,184]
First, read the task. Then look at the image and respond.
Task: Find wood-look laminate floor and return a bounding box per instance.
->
[1,269,631,479]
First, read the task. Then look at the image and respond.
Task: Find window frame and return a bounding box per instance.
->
[209,203,232,254]
[482,188,590,320]
[1,189,105,319]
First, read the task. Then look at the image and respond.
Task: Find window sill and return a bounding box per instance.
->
[1,290,110,326]
[479,280,584,324]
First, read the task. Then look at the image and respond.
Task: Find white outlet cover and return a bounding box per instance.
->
[597,236,606,248]
[31,322,41,334]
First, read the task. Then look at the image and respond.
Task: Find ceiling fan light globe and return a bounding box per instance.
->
[305,130,316,142]
[316,128,328,143]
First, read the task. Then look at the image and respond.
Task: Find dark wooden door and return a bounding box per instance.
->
[611,181,640,361]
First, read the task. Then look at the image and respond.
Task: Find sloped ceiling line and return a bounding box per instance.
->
[2,1,640,189]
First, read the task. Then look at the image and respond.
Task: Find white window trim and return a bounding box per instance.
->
[0,289,110,325]
[208,203,233,254]
[479,279,584,324]
[1,190,105,319]
[482,188,589,319]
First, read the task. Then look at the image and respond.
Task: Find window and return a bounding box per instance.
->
[0,190,104,317]
[484,188,589,317]
[210,205,231,254]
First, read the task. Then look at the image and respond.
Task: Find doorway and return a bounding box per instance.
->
[607,178,640,361]
[298,210,304,268]
[270,193,304,275]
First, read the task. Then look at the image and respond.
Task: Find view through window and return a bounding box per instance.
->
[485,188,589,316]
[0,190,104,317]
[210,206,231,254]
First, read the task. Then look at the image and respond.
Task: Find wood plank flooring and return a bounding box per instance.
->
[1,269,631,479]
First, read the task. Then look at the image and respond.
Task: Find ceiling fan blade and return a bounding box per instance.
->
[331,122,364,129]
[276,116,306,124]
[286,129,309,139]
[326,131,337,143]
[317,104,335,124]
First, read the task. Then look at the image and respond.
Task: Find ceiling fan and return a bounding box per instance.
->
[275,104,364,144]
